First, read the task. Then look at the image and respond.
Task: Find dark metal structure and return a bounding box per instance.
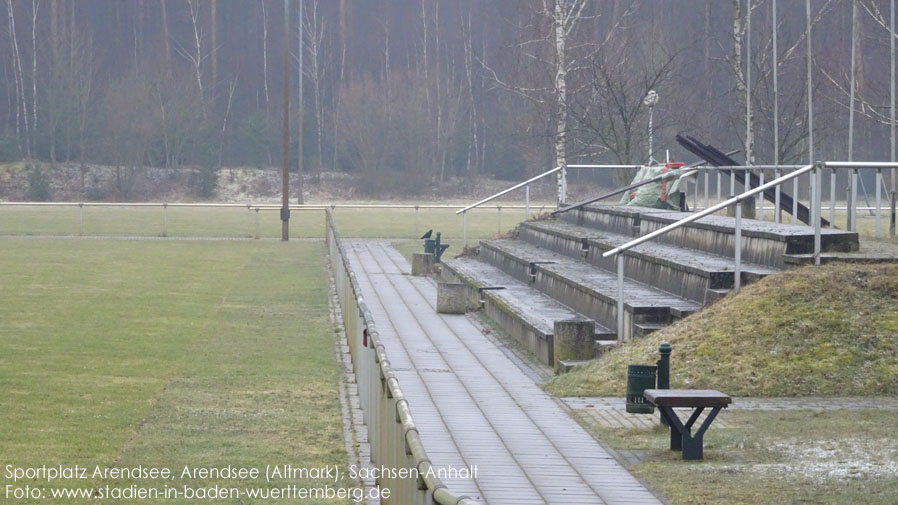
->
[675,134,829,227]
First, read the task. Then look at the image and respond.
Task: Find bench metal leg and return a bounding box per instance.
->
[659,406,723,460]
[659,407,681,450]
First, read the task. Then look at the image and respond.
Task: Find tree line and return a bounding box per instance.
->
[2,0,897,198]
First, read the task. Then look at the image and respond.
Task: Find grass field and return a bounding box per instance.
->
[0,202,553,240]
[578,409,898,505]
[0,239,349,504]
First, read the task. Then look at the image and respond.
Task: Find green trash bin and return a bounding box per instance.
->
[626,364,657,414]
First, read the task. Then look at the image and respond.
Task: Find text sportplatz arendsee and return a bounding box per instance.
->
[5,464,342,483]
[5,463,479,483]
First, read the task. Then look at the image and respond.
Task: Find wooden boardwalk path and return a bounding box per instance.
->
[344,240,663,505]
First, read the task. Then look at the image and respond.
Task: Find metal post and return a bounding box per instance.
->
[773,0,780,223]
[657,342,671,389]
[734,201,742,290]
[849,169,858,231]
[846,186,852,231]
[693,177,698,211]
[648,104,654,161]
[657,342,671,428]
[704,171,710,210]
[759,171,765,218]
[814,162,823,265]
[616,254,625,343]
[793,177,799,224]
[829,168,836,225]
[525,185,530,220]
[717,172,721,206]
[877,169,883,238]
[462,211,467,247]
[774,169,781,223]
[162,203,168,237]
[809,170,815,226]
[889,190,895,238]
[497,206,502,234]
[79,203,84,236]
[255,208,261,239]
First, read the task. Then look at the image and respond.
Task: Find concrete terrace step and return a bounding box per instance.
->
[519,220,778,304]
[480,239,702,340]
[560,204,860,269]
[443,257,615,366]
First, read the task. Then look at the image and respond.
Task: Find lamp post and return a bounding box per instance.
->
[644,90,659,164]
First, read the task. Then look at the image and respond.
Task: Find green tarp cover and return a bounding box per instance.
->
[619,165,686,210]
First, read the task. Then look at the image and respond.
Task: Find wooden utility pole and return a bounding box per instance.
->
[281,0,291,241]
[297,0,304,205]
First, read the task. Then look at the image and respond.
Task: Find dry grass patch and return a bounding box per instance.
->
[546,262,898,397]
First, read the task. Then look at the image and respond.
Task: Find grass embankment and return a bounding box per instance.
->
[546,262,898,397]
[0,239,348,504]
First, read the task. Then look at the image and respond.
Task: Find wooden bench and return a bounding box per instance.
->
[643,389,731,460]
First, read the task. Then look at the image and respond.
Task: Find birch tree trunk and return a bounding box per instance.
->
[185,0,206,119]
[31,0,38,155]
[160,0,173,78]
[7,0,31,160]
[261,0,272,165]
[554,0,568,204]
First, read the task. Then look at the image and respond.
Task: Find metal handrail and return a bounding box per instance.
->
[0,201,534,210]
[455,167,561,215]
[600,160,898,342]
[603,164,815,259]
[455,164,644,246]
[455,164,646,215]
[602,164,816,343]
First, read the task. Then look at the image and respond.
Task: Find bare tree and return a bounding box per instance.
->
[30,0,38,155]
[571,37,681,182]
[482,1,633,203]
[7,0,31,159]
[218,76,238,168]
[174,0,210,119]
[261,0,273,165]
[301,0,329,175]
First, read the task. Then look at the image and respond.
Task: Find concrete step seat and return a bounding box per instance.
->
[443,257,614,366]
[480,239,702,340]
[560,204,859,269]
[519,220,778,304]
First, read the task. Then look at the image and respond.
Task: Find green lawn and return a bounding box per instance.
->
[0,239,349,504]
[577,409,898,505]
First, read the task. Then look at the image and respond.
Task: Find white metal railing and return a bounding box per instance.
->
[456,164,642,246]
[602,161,898,342]
[0,201,534,239]
[326,210,481,505]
